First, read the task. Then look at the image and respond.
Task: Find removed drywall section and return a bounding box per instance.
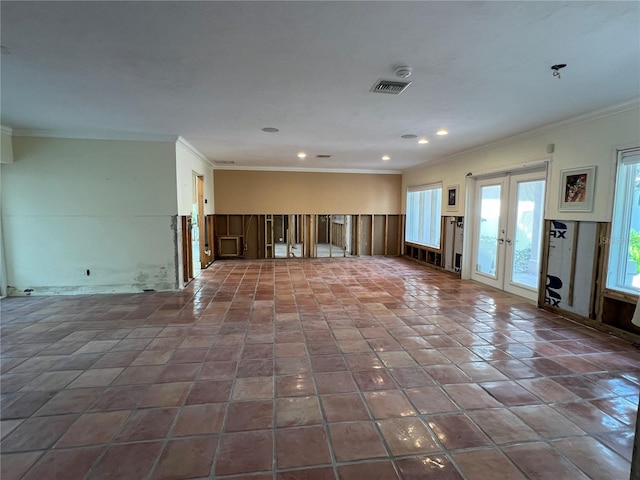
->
[214,170,402,214]
[542,220,597,317]
[2,136,179,295]
[373,215,386,255]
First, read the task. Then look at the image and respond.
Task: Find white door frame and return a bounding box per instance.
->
[462,161,550,300]
[503,171,547,300]
[470,175,508,289]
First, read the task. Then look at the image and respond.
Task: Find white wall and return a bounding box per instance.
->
[2,137,179,294]
[176,138,215,216]
[1,131,14,164]
[403,104,640,222]
[0,131,12,296]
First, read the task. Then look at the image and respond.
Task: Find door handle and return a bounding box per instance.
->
[498,238,505,244]
[506,239,512,245]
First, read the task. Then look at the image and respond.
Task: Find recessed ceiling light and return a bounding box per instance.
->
[382,155,391,161]
[297,152,307,159]
[262,127,279,133]
[418,138,429,144]
[401,134,417,139]
[436,129,449,136]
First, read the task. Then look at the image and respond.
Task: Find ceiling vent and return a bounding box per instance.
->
[316,154,332,159]
[215,160,235,165]
[370,79,411,95]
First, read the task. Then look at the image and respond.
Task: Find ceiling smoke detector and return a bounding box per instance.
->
[395,66,412,79]
[370,79,412,95]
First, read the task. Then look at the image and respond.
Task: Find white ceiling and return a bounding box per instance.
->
[1,1,639,172]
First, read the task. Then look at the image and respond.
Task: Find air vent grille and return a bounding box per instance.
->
[370,79,411,95]
[316,155,332,158]
[215,160,235,165]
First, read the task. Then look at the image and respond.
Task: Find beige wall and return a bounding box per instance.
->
[214,170,402,214]
[402,105,640,222]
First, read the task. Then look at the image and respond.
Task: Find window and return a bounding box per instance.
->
[406,183,442,248]
[607,148,640,294]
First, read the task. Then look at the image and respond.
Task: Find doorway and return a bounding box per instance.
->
[470,168,546,300]
[192,174,205,274]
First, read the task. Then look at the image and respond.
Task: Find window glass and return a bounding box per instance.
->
[607,148,640,294]
[406,184,442,248]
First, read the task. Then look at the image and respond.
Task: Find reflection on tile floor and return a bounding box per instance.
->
[1,257,638,479]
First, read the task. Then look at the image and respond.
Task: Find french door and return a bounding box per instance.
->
[471,169,546,301]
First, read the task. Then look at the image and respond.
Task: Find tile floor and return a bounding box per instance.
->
[1,257,639,479]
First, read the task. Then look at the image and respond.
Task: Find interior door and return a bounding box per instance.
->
[471,169,546,301]
[196,175,206,268]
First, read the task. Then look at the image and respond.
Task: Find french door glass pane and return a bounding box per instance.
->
[511,180,545,288]
[476,185,501,277]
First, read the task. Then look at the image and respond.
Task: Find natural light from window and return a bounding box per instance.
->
[607,148,640,294]
[405,184,442,249]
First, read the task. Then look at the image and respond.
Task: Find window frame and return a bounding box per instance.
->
[606,147,640,295]
[405,183,443,249]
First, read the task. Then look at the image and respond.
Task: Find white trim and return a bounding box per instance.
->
[466,158,550,179]
[407,182,442,192]
[212,165,402,175]
[0,125,13,136]
[176,136,215,168]
[404,97,640,173]
[11,128,179,143]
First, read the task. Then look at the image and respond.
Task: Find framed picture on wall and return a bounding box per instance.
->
[558,166,596,212]
[446,185,458,210]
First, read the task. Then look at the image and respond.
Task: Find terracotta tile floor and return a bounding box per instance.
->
[1,257,639,479]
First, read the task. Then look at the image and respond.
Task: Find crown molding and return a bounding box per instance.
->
[212,165,402,175]
[10,128,179,143]
[176,136,214,167]
[1,125,13,136]
[404,97,640,173]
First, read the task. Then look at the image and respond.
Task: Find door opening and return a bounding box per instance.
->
[470,168,546,301]
[191,174,205,275]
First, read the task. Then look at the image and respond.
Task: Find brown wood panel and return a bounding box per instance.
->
[386,215,400,255]
[373,215,385,255]
[229,215,243,236]
[360,215,372,256]
[215,215,228,236]
[181,216,193,282]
